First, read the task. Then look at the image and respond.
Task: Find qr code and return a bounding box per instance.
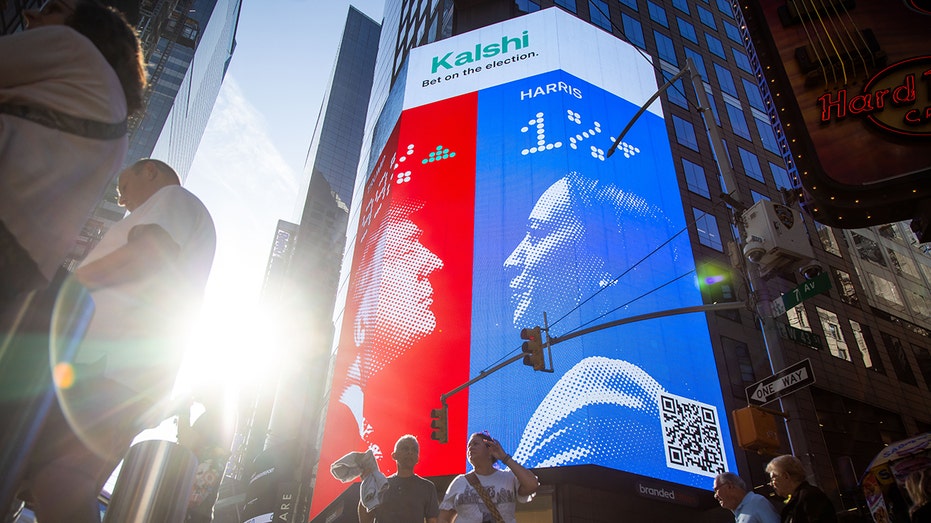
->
[658,392,727,477]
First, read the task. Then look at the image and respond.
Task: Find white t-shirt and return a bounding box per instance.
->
[76,185,216,404]
[439,469,532,523]
[0,26,128,280]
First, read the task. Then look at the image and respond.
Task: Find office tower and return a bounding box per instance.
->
[224,8,381,523]
[304,1,931,522]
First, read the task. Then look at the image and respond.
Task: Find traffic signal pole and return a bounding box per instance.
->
[433,301,745,431]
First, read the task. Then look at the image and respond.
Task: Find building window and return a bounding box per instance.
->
[742,78,766,111]
[714,63,737,96]
[738,147,764,182]
[817,224,842,257]
[887,248,921,280]
[817,307,851,361]
[867,273,906,309]
[723,20,741,43]
[516,0,541,12]
[684,47,706,76]
[677,17,697,43]
[654,31,677,64]
[706,34,726,59]
[622,13,645,48]
[590,0,612,31]
[833,268,859,305]
[914,345,931,389]
[647,1,668,26]
[715,0,734,18]
[849,321,883,372]
[722,336,755,396]
[754,116,780,154]
[881,331,918,386]
[724,100,751,140]
[904,285,931,319]
[693,208,723,250]
[671,0,689,14]
[852,232,887,267]
[555,0,577,12]
[769,161,792,190]
[788,304,812,332]
[697,5,716,28]
[732,48,753,73]
[662,70,687,107]
[682,158,710,198]
[618,0,638,11]
[673,115,699,151]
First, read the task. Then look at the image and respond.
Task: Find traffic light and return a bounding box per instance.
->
[520,326,545,371]
[732,406,780,453]
[430,406,448,444]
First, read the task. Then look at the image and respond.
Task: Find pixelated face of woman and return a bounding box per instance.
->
[504,178,602,328]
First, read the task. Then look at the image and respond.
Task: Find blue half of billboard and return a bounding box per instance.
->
[311,8,736,518]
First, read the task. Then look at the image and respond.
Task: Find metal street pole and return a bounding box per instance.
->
[683,59,819,476]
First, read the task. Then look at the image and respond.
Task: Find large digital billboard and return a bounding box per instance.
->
[311,8,736,518]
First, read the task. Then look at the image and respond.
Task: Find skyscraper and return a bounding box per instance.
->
[224,8,381,523]
[305,1,931,522]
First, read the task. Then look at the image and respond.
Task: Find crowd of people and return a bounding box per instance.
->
[1,1,218,521]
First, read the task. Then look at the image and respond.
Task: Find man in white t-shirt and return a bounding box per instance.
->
[23,159,215,523]
[439,433,538,523]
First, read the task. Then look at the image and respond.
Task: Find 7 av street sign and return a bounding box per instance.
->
[770,272,831,317]
[746,359,816,407]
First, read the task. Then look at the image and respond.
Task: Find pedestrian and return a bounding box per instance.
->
[438,432,538,523]
[18,158,216,523]
[905,468,931,523]
[179,392,233,523]
[714,471,780,523]
[358,434,439,523]
[0,0,145,311]
[766,455,838,523]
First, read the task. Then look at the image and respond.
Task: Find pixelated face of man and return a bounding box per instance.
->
[375,216,442,341]
[504,177,602,328]
[354,210,443,380]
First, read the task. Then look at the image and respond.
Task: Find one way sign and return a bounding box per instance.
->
[745,359,816,406]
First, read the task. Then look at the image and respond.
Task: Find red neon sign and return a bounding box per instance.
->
[817,56,931,137]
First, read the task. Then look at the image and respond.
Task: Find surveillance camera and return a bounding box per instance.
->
[799,260,823,280]
[743,237,766,264]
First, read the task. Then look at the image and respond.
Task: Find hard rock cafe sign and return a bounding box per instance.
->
[817,56,931,137]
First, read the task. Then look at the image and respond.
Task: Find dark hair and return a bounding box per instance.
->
[67,0,147,114]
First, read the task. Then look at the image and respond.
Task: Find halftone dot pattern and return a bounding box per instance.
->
[513,356,665,468]
[423,144,456,164]
[504,177,595,327]
[521,111,563,155]
[351,201,443,385]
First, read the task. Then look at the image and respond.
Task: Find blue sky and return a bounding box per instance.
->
[174,0,384,396]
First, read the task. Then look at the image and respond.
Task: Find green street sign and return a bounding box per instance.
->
[775,322,824,350]
[770,272,831,317]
